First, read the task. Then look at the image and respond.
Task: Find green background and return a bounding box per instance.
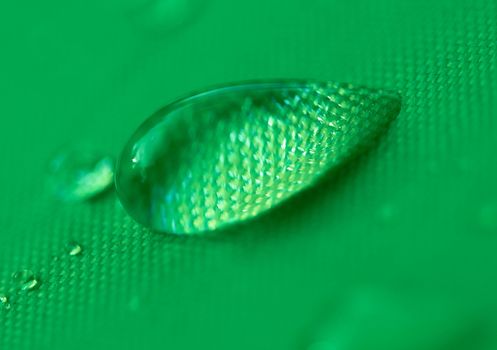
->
[1,0,496,349]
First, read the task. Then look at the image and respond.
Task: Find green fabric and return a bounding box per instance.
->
[0,0,496,349]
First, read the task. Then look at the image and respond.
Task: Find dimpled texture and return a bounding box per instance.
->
[116,82,400,233]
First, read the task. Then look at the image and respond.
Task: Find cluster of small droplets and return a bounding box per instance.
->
[0,241,83,311]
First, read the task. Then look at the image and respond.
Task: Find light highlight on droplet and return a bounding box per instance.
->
[67,241,83,256]
[0,294,11,310]
[12,269,40,291]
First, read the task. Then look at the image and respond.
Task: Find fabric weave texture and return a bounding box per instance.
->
[0,0,496,349]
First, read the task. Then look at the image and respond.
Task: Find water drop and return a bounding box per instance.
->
[12,269,40,291]
[67,241,83,256]
[0,294,11,310]
[48,144,115,202]
[116,81,401,234]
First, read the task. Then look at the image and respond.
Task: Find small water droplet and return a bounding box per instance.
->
[67,242,83,256]
[12,269,40,291]
[0,294,11,310]
[116,81,401,234]
[48,144,115,202]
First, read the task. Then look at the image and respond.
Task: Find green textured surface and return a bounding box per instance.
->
[0,0,496,349]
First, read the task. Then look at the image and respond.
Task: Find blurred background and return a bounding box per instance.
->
[0,0,496,349]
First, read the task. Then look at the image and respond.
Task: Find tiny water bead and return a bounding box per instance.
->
[48,144,115,202]
[116,81,401,234]
[12,270,39,291]
[67,242,83,256]
[0,294,11,310]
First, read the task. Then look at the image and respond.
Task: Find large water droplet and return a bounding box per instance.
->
[12,269,40,291]
[48,144,115,202]
[116,81,401,234]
